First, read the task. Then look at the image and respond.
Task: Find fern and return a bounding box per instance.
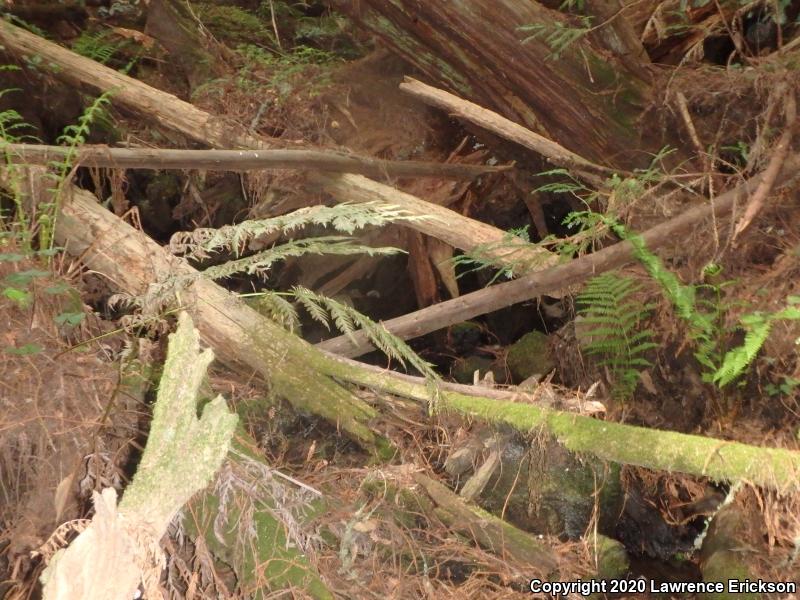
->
[170,202,430,259]
[607,217,800,388]
[72,31,121,65]
[606,219,719,373]
[245,291,300,332]
[577,272,657,399]
[292,286,438,379]
[451,225,556,282]
[41,91,114,252]
[713,299,800,387]
[518,16,592,59]
[202,236,400,280]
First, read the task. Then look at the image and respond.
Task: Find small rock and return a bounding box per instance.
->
[505,331,554,383]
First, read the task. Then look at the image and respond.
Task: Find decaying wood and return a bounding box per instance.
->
[4,143,507,180]
[316,153,800,357]
[42,313,238,600]
[53,183,381,449]
[32,173,800,494]
[328,358,800,493]
[0,21,266,150]
[733,90,798,240]
[399,77,611,184]
[411,473,559,574]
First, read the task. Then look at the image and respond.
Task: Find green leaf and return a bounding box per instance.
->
[3,286,32,307]
[4,269,49,286]
[4,343,44,355]
[54,311,85,326]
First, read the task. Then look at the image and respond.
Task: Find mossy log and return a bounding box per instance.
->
[328,359,800,493]
[42,313,238,600]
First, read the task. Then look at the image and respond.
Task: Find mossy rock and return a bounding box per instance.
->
[505,331,554,382]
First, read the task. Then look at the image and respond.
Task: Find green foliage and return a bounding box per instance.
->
[234,43,340,100]
[194,3,273,47]
[292,286,437,379]
[577,272,657,399]
[202,236,400,280]
[518,16,592,59]
[42,91,114,251]
[450,225,551,283]
[72,31,122,65]
[171,202,427,259]
[124,202,437,378]
[713,298,800,387]
[606,217,799,388]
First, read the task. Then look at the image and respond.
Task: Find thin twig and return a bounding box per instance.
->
[733,89,797,240]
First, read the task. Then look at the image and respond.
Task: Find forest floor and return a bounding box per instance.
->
[1,1,800,599]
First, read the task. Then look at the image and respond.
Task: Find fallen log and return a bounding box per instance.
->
[330,0,678,169]
[316,152,800,357]
[324,358,800,493]
[315,172,559,275]
[3,143,507,180]
[0,21,560,279]
[53,182,381,450]
[34,175,800,493]
[399,77,611,184]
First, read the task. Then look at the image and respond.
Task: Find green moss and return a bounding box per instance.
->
[592,535,629,579]
[193,3,273,46]
[506,331,554,382]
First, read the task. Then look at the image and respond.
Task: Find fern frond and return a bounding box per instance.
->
[202,236,400,280]
[578,272,655,399]
[248,291,300,332]
[171,202,428,259]
[292,286,438,379]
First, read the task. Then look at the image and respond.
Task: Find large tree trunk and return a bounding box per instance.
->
[331,0,678,169]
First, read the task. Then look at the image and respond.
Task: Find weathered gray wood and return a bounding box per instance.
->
[4,143,507,180]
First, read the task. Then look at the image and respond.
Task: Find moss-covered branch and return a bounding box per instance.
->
[323,358,800,493]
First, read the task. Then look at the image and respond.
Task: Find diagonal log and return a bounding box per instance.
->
[43,172,800,494]
[53,182,380,449]
[316,153,800,357]
[3,143,508,180]
[399,77,611,185]
[0,21,560,278]
[315,172,559,275]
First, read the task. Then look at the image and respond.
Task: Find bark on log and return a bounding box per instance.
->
[316,153,800,357]
[331,0,672,169]
[28,177,800,494]
[315,172,560,276]
[327,360,800,493]
[3,143,505,179]
[0,22,265,149]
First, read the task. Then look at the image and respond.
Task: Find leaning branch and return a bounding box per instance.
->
[317,153,800,357]
[3,143,507,180]
[399,77,613,185]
